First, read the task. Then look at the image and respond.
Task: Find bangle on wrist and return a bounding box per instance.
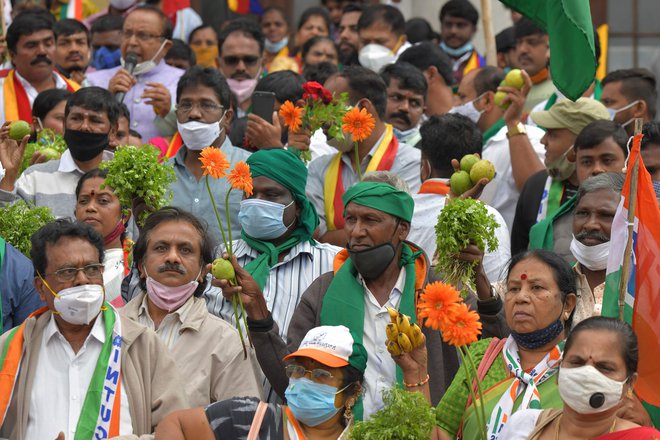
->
[403,374,430,388]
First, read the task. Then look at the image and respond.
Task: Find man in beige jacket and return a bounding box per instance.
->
[121,207,261,407]
[0,219,188,440]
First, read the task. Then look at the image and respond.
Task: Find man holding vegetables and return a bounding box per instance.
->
[0,86,117,218]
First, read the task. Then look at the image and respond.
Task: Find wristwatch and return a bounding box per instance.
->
[506,122,527,139]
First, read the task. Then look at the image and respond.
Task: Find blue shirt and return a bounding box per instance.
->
[167,137,251,245]
[1,241,44,333]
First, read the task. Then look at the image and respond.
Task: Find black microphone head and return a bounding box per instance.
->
[124,53,139,71]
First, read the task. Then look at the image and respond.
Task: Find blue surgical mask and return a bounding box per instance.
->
[91,46,121,70]
[440,41,474,57]
[238,198,295,240]
[607,100,640,129]
[393,126,417,141]
[285,377,341,427]
[265,36,288,54]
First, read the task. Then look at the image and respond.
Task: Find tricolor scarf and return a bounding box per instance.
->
[282,406,352,439]
[529,193,578,251]
[486,337,563,439]
[319,243,426,420]
[536,176,565,222]
[0,304,123,439]
[324,124,399,231]
[4,69,80,123]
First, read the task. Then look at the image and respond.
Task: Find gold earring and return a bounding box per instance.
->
[344,398,355,422]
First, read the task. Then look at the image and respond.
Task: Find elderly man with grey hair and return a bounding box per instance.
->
[569,172,625,325]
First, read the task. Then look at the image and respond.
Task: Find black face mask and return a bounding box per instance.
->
[64,129,109,162]
[348,241,399,280]
[510,303,566,349]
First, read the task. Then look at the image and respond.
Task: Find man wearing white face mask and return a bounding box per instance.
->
[122,207,261,407]
[600,68,656,137]
[86,5,183,141]
[356,4,411,73]
[568,173,624,325]
[166,67,250,245]
[0,219,188,439]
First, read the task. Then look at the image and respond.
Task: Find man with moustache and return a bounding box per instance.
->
[53,19,92,85]
[0,11,80,125]
[381,62,427,148]
[337,3,362,66]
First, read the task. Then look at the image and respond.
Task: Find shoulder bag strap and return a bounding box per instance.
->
[247,401,269,440]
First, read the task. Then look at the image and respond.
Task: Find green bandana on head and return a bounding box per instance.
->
[242,149,320,288]
[342,181,414,223]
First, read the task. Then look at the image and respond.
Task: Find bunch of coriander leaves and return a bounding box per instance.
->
[20,129,67,173]
[99,144,176,226]
[434,198,499,295]
[0,201,54,256]
[349,386,436,440]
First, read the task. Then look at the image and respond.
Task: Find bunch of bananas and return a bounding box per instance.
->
[385,307,424,356]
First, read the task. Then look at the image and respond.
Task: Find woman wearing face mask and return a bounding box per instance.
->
[74,169,132,307]
[189,25,219,68]
[260,7,295,72]
[501,316,660,439]
[155,325,366,439]
[436,249,578,440]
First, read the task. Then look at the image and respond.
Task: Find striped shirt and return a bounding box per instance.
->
[205,239,341,402]
[0,149,114,218]
[136,293,195,350]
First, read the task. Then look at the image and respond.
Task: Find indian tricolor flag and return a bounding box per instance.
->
[62,0,83,20]
[602,132,660,407]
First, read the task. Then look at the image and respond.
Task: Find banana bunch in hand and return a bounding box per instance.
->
[385,307,424,356]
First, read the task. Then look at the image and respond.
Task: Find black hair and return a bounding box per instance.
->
[439,0,478,26]
[218,17,265,54]
[473,66,505,95]
[419,114,482,176]
[90,14,124,34]
[176,66,232,109]
[129,129,142,139]
[358,4,405,36]
[297,6,331,33]
[340,363,364,411]
[7,10,55,53]
[641,121,660,150]
[337,65,388,119]
[31,218,104,277]
[75,168,109,199]
[301,35,337,61]
[574,120,628,154]
[405,17,435,44]
[117,103,130,121]
[602,68,657,119]
[261,6,287,24]
[255,70,304,104]
[303,61,339,85]
[188,24,218,44]
[128,5,173,40]
[54,18,90,45]
[165,38,196,66]
[506,249,577,304]
[133,207,215,297]
[65,87,119,125]
[381,62,427,98]
[564,316,638,379]
[495,27,515,53]
[32,88,71,121]
[342,3,364,14]
[397,42,454,87]
[514,17,547,40]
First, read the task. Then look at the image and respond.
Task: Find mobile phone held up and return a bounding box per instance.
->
[252,91,276,123]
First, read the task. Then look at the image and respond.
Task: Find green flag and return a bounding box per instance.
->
[500,0,596,101]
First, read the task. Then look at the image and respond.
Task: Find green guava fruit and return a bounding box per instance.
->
[450,170,474,196]
[8,120,30,141]
[459,154,480,173]
[504,69,525,89]
[212,258,235,280]
[469,159,496,184]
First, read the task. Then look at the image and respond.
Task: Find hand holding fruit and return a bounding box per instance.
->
[495,69,532,125]
[0,121,31,188]
[210,253,269,320]
[449,154,495,197]
[386,307,428,380]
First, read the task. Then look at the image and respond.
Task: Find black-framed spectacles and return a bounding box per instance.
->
[43,263,105,282]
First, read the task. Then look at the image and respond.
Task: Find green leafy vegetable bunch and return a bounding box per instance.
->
[0,201,54,256]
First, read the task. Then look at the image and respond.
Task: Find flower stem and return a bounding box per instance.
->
[206,175,229,252]
[464,346,488,440]
[457,347,487,440]
[354,142,363,181]
[224,188,233,257]
[232,291,247,359]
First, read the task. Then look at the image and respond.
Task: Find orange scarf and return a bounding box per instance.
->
[323,124,399,231]
[4,69,79,122]
[418,179,450,195]
[529,67,550,85]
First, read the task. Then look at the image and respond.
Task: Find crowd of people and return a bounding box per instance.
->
[0,0,658,439]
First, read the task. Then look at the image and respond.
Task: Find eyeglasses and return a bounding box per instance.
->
[121,30,164,42]
[175,101,224,115]
[44,263,105,282]
[285,364,335,384]
[221,55,260,66]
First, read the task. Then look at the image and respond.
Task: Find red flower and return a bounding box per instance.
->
[302,81,333,104]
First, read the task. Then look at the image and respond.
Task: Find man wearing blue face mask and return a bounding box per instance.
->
[89,15,124,71]
[600,68,656,137]
[205,148,341,403]
[438,0,485,85]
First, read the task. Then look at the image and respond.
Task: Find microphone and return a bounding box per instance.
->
[115,53,139,104]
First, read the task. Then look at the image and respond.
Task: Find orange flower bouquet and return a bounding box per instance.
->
[200,147,253,358]
[418,281,487,440]
[279,81,350,163]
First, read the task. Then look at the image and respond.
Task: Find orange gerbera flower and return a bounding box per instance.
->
[200,147,230,179]
[342,107,375,142]
[228,161,253,197]
[417,281,461,330]
[279,100,304,133]
[441,303,482,347]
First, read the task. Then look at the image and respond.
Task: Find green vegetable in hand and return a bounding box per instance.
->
[349,386,436,440]
[0,201,54,256]
[20,129,68,173]
[8,120,30,141]
[99,144,176,226]
[434,198,499,294]
[211,258,235,280]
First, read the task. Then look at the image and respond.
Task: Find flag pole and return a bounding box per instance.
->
[618,118,644,320]
[480,0,497,67]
